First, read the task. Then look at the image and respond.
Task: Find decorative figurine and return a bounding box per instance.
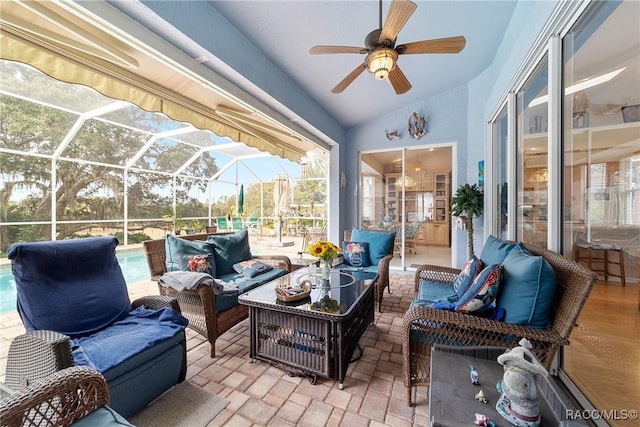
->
[496,338,549,427]
[407,111,427,139]
[385,129,401,140]
[475,390,488,404]
[474,413,496,427]
[470,364,480,385]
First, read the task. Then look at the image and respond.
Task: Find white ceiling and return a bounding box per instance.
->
[206,0,518,129]
[113,0,519,130]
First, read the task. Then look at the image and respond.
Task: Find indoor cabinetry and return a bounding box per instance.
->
[385,172,450,246]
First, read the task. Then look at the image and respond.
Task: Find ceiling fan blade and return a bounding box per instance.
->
[379,0,417,44]
[310,45,365,55]
[397,36,466,55]
[388,65,412,94]
[332,64,366,94]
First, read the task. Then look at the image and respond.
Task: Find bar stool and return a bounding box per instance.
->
[573,242,626,286]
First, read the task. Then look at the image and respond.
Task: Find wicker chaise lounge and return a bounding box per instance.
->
[402,243,597,406]
[143,233,292,357]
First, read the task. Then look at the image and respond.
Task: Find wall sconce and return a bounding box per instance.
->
[408,112,427,139]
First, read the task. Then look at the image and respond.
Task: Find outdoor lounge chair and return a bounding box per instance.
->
[342,228,395,311]
[231,217,244,230]
[402,241,597,406]
[216,216,230,230]
[7,236,188,418]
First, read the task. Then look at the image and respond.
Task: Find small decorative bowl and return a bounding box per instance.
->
[275,280,311,302]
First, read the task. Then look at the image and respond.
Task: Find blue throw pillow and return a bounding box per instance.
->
[206,228,252,276]
[479,235,519,266]
[350,228,395,265]
[233,259,273,278]
[179,253,216,277]
[342,241,371,267]
[454,264,502,313]
[497,245,557,329]
[452,255,484,298]
[165,234,215,273]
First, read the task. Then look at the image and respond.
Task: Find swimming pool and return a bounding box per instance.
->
[0,248,150,314]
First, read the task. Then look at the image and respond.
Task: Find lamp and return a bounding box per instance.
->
[366,48,398,80]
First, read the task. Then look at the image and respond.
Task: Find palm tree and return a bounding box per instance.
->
[450,183,484,258]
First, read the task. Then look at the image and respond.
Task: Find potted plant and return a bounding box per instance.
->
[450,183,484,258]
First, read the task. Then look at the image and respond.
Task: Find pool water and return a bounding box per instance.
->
[0,249,150,314]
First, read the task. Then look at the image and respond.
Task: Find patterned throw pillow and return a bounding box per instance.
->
[179,253,215,277]
[341,241,371,267]
[452,255,484,298]
[454,264,502,314]
[233,259,273,278]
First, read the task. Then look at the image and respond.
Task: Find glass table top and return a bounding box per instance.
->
[239,267,376,316]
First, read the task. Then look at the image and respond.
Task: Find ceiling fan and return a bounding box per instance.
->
[309,0,466,95]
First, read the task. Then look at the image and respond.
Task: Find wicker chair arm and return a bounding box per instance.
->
[402,305,566,368]
[0,366,109,427]
[413,264,461,293]
[132,295,181,312]
[5,331,74,391]
[254,255,292,272]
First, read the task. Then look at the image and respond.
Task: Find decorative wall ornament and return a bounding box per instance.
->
[407,112,427,139]
[385,129,401,140]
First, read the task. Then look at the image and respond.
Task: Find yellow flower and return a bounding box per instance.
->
[307,240,341,261]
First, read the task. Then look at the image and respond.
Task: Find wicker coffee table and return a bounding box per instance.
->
[238,268,376,389]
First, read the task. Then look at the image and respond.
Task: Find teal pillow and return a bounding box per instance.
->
[452,255,484,298]
[165,234,215,273]
[350,228,395,265]
[454,264,502,313]
[497,245,556,329]
[206,229,252,276]
[479,235,519,266]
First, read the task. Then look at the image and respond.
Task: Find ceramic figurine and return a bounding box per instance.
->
[470,365,480,385]
[475,390,488,403]
[474,413,496,427]
[496,338,549,427]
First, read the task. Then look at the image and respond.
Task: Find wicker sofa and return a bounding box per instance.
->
[402,238,597,406]
[143,231,292,357]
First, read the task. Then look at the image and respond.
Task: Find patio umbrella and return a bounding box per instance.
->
[273,175,290,243]
[237,184,244,214]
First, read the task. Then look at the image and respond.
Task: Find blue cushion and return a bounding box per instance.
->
[7,237,131,338]
[206,229,252,276]
[452,255,484,298]
[342,241,371,267]
[71,406,134,427]
[350,228,395,265]
[479,235,519,266]
[233,259,273,278]
[165,234,215,274]
[417,280,459,304]
[179,253,216,277]
[214,268,286,312]
[497,245,557,328]
[454,264,502,313]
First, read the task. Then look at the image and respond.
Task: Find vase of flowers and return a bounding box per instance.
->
[307,240,341,283]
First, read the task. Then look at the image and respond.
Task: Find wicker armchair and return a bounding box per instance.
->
[143,234,292,357]
[403,243,597,406]
[344,229,394,311]
[0,365,126,427]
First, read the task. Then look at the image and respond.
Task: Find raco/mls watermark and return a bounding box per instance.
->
[566,409,638,421]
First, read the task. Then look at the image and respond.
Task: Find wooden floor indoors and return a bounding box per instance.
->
[0,273,637,426]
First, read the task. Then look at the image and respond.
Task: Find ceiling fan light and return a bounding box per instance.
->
[367,48,397,80]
